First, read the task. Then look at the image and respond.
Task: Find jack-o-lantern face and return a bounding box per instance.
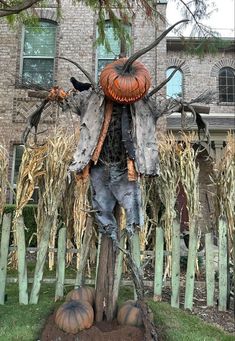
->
[99,58,151,104]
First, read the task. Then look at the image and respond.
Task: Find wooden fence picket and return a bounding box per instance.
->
[171,220,181,308]
[55,224,66,301]
[154,227,164,301]
[218,216,228,311]
[205,232,215,306]
[16,215,28,304]
[0,213,11,304]
[184,219,198,310]
[30,215,54,304]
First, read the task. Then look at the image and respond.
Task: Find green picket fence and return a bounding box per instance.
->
[0,213,233,312]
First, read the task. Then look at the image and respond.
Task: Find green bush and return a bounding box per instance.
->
[2,204,38,246]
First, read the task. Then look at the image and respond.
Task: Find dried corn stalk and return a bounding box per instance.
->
[30,129,75,303]
[37,130,75,270]
[73,177,90,270]
[212,133,235,258]
[60,176,76,266]
[157,133,180,278]
[176,132,201,310]
[14,145,46,218]
[177,133,200,226]
[0,144,8,222]
[12,145,46,267]
[139,177,161,262]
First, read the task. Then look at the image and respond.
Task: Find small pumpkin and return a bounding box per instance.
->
[65,286,95,306]
[55,300,94,334]
[100,58,151,104]
[117,300,143,327]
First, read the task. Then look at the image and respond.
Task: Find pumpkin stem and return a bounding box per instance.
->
[122,19,189,73]
[57,56,97,89]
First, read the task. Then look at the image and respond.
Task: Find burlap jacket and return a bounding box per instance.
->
[62,89,160,176]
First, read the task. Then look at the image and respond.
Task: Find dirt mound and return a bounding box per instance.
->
[41,313,145,341]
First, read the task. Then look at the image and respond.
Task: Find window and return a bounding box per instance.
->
[22,20,57,89]
[11,145,38,204]
[219,67,235,103]
[96,21,131,79]
[166,67,183,99]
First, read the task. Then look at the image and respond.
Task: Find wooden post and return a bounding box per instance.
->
[205,232,215,306]
[233,230,235,316]
[218,216,228,311]
[171,220,180,308]
[153,227,164,301]
[55,224,66,301]
[16,215,28,304]
[95,233,101,288]
[74,216,93,288]
[112,233,125,309]
[130,230,141,299]
[0,213,11,304]
[95,234,116,321]
[30,215,53,304]
[184,219,198,310]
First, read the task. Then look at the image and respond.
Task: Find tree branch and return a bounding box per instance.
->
[0,0,42,17]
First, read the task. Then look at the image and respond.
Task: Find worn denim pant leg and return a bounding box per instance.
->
[90,164,143,242]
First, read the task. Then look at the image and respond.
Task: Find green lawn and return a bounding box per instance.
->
[0,285,233,341]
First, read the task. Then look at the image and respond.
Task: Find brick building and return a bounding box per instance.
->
[0,1,234,231]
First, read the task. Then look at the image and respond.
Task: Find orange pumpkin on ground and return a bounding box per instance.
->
[65,286,95,306]
[117,300,143,327]
[55,300,94,334]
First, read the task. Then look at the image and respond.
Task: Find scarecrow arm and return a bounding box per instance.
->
[22,98,49,144]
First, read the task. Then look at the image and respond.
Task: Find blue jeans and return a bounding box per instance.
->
[90,163,143,242]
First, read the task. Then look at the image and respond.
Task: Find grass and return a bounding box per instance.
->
[0,285,233,341]
[149,300,234,341]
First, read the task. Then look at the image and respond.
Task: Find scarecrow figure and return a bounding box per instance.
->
[22,19,210,247]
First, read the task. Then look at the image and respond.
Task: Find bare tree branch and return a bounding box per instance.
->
[147,61,185,98]
[0,0,42,17]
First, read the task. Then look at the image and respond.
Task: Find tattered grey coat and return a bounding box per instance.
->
[62,89,160,176]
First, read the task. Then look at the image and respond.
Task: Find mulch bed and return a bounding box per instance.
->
[41,314,145,341]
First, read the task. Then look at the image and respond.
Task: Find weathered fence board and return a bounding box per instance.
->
[171,220,181,308]
[16,215,28,304]
[55,225,66,301]
[205,232,215,306]
[218,216,228,311]
[154,227,164,301]
[0,213,11,304]
[184,220,198,310]
[30,216,54,304]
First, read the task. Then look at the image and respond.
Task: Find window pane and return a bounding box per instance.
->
[219,67,235,103]
[166,67,183,98]
[24,22,56,57]
[97,59,115,77]
[97,22,131,77]
[22,58,54,88]
[97,25,120,59]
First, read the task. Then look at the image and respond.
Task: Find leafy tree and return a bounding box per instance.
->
[1,0,231,55]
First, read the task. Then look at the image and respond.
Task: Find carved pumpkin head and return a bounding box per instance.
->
[99,58,151,104]
[99,19,188,105]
